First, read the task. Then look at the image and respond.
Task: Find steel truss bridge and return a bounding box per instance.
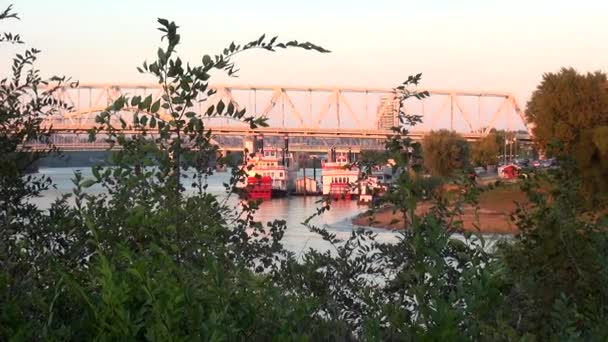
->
[37,83,533,153]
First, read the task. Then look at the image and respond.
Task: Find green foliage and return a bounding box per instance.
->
[495,166,608,339]
[1,9,330,340]
[471,133,499,167]
[0,6,79,340]
[293,80,500,340]
[527,67,608,205]
[422,129,470,177]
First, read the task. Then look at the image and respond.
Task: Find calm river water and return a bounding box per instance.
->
[32,167,400,254]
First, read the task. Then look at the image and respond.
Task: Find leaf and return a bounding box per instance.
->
[216,100,225,115]
[140,95,152,110]
[81,179,96,188]
[202,55,212,66]
[205,105,215,116]
[151,99,161,113]
[131,96,141,107]
[113,96,125,111]
[157,18,169,27]
[257,34,265,45]
[157,47,165,63]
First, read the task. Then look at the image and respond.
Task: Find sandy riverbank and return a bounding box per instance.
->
[352,205,518,234]
[352,185,529,234]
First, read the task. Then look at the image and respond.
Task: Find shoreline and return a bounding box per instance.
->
[351,204,519,235]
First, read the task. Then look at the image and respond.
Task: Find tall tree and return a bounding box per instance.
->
[471,133,499,167]
[421,129,469,177]
[526,67,608,204]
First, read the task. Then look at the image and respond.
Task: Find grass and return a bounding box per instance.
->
[478,184,529,213]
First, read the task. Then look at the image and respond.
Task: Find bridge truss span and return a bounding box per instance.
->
[42,83,532,152]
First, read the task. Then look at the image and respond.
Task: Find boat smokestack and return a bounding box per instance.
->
[244,137,255,158]
[284,135,289,167]
[259,134,264,154]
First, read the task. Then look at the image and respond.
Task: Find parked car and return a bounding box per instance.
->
[473,167,485,176]
[516,159,530,167]
[540,158,558,168]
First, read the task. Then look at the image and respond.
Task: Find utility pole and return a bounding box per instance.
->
[302,155,306,196]
[450,94,454,131]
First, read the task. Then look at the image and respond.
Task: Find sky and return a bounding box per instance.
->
[4,0,608,108]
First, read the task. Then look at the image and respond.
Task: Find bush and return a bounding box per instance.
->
[422,129,470,177]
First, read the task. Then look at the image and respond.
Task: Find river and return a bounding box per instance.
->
[31,167,401,254]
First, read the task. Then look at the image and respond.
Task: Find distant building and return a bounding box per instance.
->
[376,94,401,130]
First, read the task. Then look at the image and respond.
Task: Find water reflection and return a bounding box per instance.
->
[32,167,399,254]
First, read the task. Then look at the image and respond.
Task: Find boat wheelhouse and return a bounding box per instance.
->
[239,135,297,199]
[321,149,359,200]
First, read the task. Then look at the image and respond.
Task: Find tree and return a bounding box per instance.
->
[471,133,499,167]
[421,129,469,177]
[527,67,608,204]
[0,6,80,338]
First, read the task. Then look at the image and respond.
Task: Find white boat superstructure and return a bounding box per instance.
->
[321,150,359,199]
[238,136,298,198]
[243,148,297,195]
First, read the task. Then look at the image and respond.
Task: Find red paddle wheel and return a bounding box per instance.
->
[329,182,351,200]
[247,176,272,199]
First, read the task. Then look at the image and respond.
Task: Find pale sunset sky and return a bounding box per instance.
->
[5,0,608,106]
